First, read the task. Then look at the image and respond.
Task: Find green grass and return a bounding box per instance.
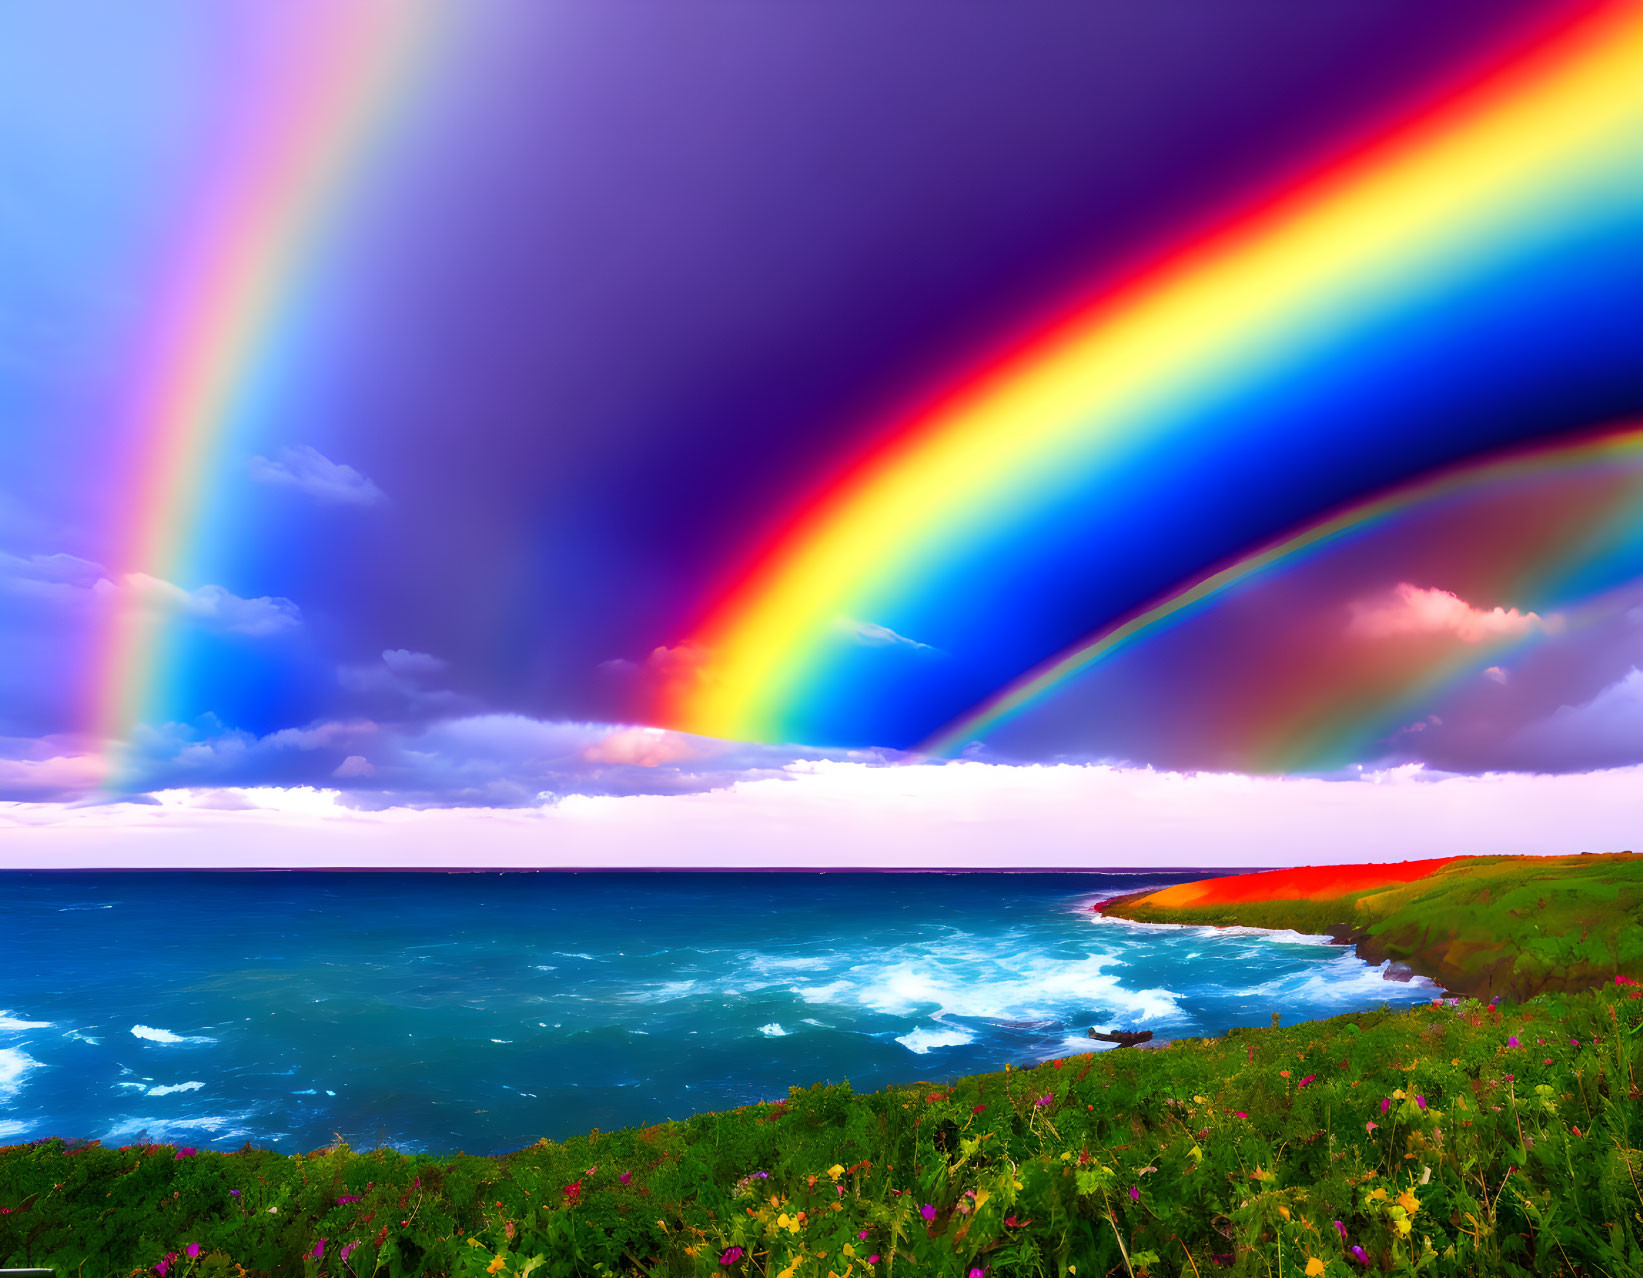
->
[5,983,1642,1277]
[1104,853,1643,1001]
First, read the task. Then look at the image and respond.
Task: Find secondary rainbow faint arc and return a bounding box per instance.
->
[91,2,441,783]
[922,423,1643,758]
[665,1,1643,746]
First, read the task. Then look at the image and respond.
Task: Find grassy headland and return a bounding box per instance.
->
[1100,852,1643,1002]
[5,855,1641,1277]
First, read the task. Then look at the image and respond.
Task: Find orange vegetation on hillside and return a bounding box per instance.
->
[1125,856,1465,911]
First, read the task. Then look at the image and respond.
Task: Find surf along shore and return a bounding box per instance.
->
[1097,851,1643,1002]
[5,855,1642,1276]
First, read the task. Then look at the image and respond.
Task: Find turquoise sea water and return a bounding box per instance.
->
[0,872,1440,1154]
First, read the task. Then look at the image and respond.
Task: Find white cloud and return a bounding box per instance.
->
[838,618,943,654]
[124,573,300,637]
[1348,583,1544,644]
[1483,666,1509,685]
[262,721,377,750]
[3,761,1640,869]
[582,726,710,768]
[248,445,385,507]
[333,755,375,778]
[1509,669,1643,768]
[382,649,446,677]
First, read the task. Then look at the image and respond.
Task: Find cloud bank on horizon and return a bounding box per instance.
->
[1,1,1641,824]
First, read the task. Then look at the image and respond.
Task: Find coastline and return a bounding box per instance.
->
[1095,850,1643,1002]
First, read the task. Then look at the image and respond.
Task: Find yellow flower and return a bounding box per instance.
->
[487,1257,507,1276]
[1393,1215,1412,1237]
[1396,1189,1420,1216]
[777,1212,791,1229]
[1278,1205,1291,1221]
[972,1189,990,1210]
[1305,1260,1326,1277]
[828,1164,846,1181]
[843,1244,856,1258]
[1393,1088,1406,1100]
[1368,1188,1386,1202]
[1251,1166,1273,1182]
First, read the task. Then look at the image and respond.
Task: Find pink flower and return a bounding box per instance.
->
[1333,1220,1346,1239]
[1350,1246,1369,1265]
[1415,1096,1426,1110]
[858,1230,869,1240]
[312,1240,326,1260]
[1234,1111,1247,1119]
[1129,1185,1139,1202]
[174,1147,197,1158]
[1034,1093,1052,1108]
[1570,1038,1580,1048]
[1298,1074,1316,1088]
[719,1246,745,1265]
[868,1257,880,1265]
[970,1269,986,1278]
[337,1195,362,1204]
[619,1172,631,1185]
[341,1242,359,1262]
[920,1203,936,1221]
[186,1244,200,1259]
[1365,1121,1378,1133]
[1507,1036,1520,1047]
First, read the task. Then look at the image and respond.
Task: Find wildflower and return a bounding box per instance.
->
[312,1240,327,1259]
[337,1194,362,1204]
[619,1172,631,1185]
[1507,1036,1520,1047]
[827,1164,845,1181]
[1366,1121,1378,1133]
[858,1230,869,1240]
[1570,1038,1580,1048]
[920,1203,936,1221]
[1544,1058,1553,1065]
[341,1243,359,1262]
[1332,1220,1347,1239]
[1379,1098,1391,1114]
[1129,1186,1139,1202]
[1414,1096,1426,1110]
[1350,1246,1368,1265]
[1298,1074,1316,1088]
[1280,1070,1290,1079]
[720,1246,745,1264]
[970,1269,986,1278]
[174,1147,197,1159]
[1234,1111,1247,1119]
[229,1189,241,1197]
[186,1244,200,1259]
[1034,1094,1052,1108]
[972,1104,986,1114]
[1396,1189,1420,1216]
[154,1252,179,1276]
[1305,1260,1325,1277]
[486,1256,505,1275]
[868,1257,880,1265]
[564,1179,583,1204]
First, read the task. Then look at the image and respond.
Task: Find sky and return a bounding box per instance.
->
[1,2,1640,865]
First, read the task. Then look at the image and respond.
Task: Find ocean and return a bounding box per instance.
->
[0,871,1440,1154]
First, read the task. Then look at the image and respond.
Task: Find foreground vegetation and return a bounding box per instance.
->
[1103,853,1643,1001]
[5,981,1642,1277]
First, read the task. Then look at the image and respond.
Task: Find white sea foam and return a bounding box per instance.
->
[490,1038,513,1044]
[105,1114,253,1142]
[0,1047,44,1098]
[131,1025,216,1046]
[147,1081,205,1097]
[895,1025,975,1054]
[624,980,697,1004]
[0,1011,52,1032]
[758,1023,788,1037]
[1240,953,1441,1003]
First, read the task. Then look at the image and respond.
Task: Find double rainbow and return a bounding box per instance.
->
[665,2,1643,757]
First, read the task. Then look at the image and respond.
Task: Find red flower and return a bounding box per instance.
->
[564,1179,583,1204]
[971,1104,986,1114]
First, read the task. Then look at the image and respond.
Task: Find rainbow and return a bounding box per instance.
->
[926,423,1643,763]
[665,2,1643,755]
[91,3,440,785]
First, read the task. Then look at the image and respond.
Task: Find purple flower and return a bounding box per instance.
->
[719,1246,745,1265]
[1129,1185,1139,1202]
[1415,1096,1426,1110]
[341,1242,359,1262]
[969,1269,986,1278]
[858,1230,869,1240]
[1508,1036,1520,1047]
[754,1171,769,1179]
[312,1240,326,1260]
[229,1189,241,1197]
[619,1172,631,1185]
[1379,1098,1391,1114]
[920,1204,936,1221]
[174,1147,197,1159]
[1333,1220,1346,1239]
[1350,1246,1369,1265]
[1034,1093,1052,1108]
[337,1195,362,1204]
[186,1243,200,1259]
